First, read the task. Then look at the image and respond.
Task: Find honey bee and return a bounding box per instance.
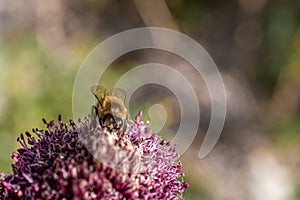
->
[91,85,128,132]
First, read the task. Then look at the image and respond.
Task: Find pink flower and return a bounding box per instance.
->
[0,113,188,199]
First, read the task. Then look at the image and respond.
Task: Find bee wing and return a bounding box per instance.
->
[91,85,111,103]
[112,88,126,102]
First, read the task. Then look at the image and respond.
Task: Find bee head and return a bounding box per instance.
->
[102,114,123,130]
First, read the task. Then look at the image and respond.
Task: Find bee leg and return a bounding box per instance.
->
[123,115,128,132]
[99,117,104,127]
[123,123,127,132]
[91,105,98,128]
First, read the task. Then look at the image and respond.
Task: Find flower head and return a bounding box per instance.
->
[0,112,188,199]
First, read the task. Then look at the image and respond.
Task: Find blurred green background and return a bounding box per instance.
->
[0,0,300,199]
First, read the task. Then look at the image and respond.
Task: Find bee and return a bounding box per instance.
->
[91,85,128,132]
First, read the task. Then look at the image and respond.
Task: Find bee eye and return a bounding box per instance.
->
[114,117,123,129]
[103,114,113,121]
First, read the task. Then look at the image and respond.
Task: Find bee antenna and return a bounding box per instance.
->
[97,98,103,107]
